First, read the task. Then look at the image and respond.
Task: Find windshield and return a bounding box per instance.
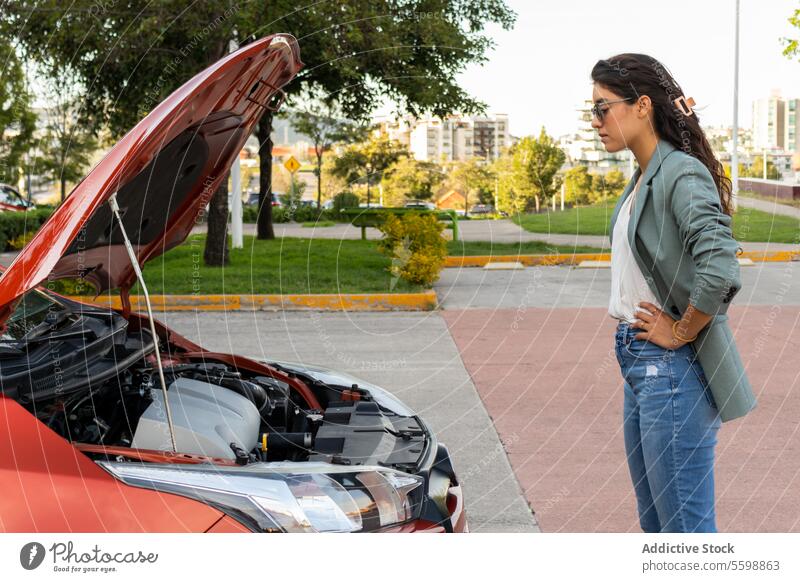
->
[0,186,26,207]
[1,289,72,342]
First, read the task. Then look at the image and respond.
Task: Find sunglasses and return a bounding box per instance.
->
[591,97,634,122]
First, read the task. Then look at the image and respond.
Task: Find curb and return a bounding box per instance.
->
[65,291,439,312]
[444,250,800,268]
[444,253,610,267]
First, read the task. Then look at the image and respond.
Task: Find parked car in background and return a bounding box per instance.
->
[0,33,466,534]
[404,199,436,210]
[469,204,494,215]
[0,183,34,212]
[245,191,283,207]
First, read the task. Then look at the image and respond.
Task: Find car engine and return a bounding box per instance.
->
[131,377,262,459]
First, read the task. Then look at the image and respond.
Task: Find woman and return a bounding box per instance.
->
[591,53,757,533]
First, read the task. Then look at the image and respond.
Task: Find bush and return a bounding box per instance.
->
[377,212,447,288]
[0,208,56,251]
[332,191,360,213]
[242,205,259,223]
[289,204,322,223]
[8,231,36,250]
[242,205,293,223]
[44,277,97,296]
[241,205,339,225]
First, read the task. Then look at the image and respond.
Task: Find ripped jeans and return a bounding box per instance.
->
[614,321,722,533]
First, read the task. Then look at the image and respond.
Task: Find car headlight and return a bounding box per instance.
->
[97,461,424,532]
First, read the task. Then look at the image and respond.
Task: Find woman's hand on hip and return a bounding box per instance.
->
[631,301,687,350]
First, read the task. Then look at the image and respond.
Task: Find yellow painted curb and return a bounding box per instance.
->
[738,250,800,262]
[445,253,611,267]
[445,250,800,268]
[65,291,438,312]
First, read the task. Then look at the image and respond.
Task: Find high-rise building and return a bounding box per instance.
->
[472,114,509,160]
[752,90,786,150]
[785,98,799,153]
[376,113,510,162]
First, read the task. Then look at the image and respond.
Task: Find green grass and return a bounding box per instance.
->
[125,237,606,296]
[512,200,618,238]
[732,205,800,243]
[513,197,800,243]
[130,235,424,295]
[446,240,603,255]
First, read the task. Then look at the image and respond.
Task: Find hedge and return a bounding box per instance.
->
[0,208,56,252]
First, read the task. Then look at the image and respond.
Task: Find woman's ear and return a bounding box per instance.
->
[637,95,652,118]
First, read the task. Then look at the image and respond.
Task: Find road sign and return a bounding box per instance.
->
[284,156,301,173]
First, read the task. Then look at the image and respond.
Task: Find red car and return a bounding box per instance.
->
[0,33,466,533]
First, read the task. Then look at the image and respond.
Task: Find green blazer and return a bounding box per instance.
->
[609,138,757,422]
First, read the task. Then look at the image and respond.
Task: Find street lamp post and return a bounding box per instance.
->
[731,0,740,212]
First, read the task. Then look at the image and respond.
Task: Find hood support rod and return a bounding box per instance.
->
[108,193,178,453]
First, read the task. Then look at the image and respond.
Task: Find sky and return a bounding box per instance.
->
[438,0,800,138]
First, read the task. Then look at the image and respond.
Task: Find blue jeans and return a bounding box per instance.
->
[614,321,722,533]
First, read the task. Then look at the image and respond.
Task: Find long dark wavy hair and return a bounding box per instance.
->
[591,53,733,216]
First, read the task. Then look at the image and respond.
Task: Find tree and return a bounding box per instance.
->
[449,159,494,216]
[0,40,36,186]
[331,134,408,206]
[742,155,782,180]
[782,6,800,60]
[563,166,593,205]
[286,104,368,209]
[511,128,566,212]
[493,152,525,215]
[8,1,516,256]
[590,169,626,203]
[5,3,242,265]
[34,68,98,202]
[381,157,444,206]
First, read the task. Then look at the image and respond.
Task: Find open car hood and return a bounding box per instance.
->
[0,34,302,317]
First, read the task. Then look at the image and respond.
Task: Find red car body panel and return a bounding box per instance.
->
[0,396,224,532]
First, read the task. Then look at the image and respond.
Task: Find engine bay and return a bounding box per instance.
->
[0,300,430,471]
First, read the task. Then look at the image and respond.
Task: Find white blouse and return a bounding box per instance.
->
[608,181,662,323]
